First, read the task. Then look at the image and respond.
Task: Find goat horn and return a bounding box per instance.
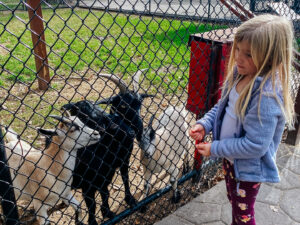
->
[49,115,72,126]
[132,69,148,93]
[97,73,128,93]
[95,96,114,105]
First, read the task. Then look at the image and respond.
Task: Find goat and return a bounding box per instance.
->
[61,70,153,224]
[4,126,36,153]
[3,115,101,225]
[139,105,190,203]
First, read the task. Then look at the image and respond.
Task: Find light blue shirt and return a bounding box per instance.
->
[220,83,239,163]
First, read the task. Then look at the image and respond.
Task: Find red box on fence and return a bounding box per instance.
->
[187,28,235,171]
[186,28,236,118]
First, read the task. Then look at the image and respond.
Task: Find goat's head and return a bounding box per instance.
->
[96,70,154,119]
[61,101,106,130]
[38,115,101,150]
[139,114,156,157]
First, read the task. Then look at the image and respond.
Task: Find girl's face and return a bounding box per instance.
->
[235,40,257,77]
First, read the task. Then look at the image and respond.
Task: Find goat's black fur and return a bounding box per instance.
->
[96,92,151,142]
[62,100,136,224]
[60,72,152,225]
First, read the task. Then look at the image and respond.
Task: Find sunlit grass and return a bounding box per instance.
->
[0,8,225,93]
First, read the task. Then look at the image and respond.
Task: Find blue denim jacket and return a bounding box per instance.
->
[197,75,285,183]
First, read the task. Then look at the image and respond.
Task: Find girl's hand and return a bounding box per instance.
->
[189,124,205,142]
[196,142,211,157]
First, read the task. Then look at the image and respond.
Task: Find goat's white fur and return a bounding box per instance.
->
[4,116,100,225]
[4,127,34,153]
[140,105,190,201]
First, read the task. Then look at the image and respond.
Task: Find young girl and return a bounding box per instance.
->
[189,14,295,225]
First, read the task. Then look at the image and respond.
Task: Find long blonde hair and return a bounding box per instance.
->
[222,14,295,127]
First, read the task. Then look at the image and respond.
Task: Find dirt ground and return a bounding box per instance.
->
[0,71,223,225]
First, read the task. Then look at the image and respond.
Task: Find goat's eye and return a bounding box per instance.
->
[70,125,81,133]
[69,127,76,133]
[121,105,126,108]
[75,126,81,131]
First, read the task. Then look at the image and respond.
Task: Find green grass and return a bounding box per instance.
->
[0,0,24,10]
[0,8,224,93]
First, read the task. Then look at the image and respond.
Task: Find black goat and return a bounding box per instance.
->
[62,70,153,224]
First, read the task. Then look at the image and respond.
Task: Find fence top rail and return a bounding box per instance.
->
[188,28,237,45]
[267,2,300,21]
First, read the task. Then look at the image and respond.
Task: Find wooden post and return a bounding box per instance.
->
[27,0,50,90]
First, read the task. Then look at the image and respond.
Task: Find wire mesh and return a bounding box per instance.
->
[0,0,299,224]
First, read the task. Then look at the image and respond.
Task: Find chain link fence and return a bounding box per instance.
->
[0,0,299,224]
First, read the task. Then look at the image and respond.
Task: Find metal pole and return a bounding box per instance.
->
[286,87,300,145]
[207,0,211,19]
[250,0,255,12]
[292,0,299,13]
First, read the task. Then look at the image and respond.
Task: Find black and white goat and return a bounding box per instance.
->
[4,115,101,225]
[61,70,153,224]
[139,105,190,203]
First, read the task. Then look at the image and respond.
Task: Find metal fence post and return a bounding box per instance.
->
[0,129,20,225]
[27,0,50,90]
[208,0,211,19]
[250,0,255,12]
[286,87,300,146]
[292,0,299,13]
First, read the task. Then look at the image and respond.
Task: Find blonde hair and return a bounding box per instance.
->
[222,14,295,127]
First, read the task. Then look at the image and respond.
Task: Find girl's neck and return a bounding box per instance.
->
[236,75,254,94]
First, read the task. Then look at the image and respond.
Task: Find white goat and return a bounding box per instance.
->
[139,105,190,203]
[4,115,101,225]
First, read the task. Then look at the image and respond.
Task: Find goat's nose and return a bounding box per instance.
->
[92,131,100,138]
[93,131,99,136]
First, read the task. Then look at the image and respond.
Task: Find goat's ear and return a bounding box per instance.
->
[109,123,118,131]
[149,128,156,140]
[37,128,57,136]
[61,103,75,113]
[148,114,155,129]
[62,109,72,117]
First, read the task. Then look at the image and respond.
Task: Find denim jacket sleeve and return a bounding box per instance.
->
[210,92,284,159]
[196,102,219,136]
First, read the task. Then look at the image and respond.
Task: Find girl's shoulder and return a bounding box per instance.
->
[249,75,284,113]
[253,74,283,98]
[263,75,282,91]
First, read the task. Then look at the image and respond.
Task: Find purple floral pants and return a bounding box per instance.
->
[223,159,261,225]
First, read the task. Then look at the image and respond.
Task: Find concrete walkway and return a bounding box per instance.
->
[155,143,300,225]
